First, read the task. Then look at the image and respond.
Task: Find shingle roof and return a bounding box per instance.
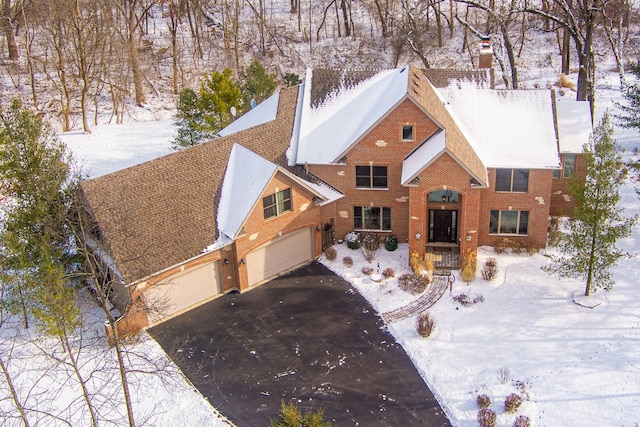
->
[421,68,492,88]
[80,87,300,284]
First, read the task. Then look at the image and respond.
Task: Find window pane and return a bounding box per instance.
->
[402,125,414,140]
[364,207,381,229]
[372,166,388,188]
[512,169,529,192]
[355,165,371,188]
[277,188,292,214]
[553,168,560,179]
[499,211,518,234]
[382,207,391,230]
[353,206,362,229]
[263,205,277,219]
[489,210,499,234]
[262,194,276,219]
[518,211,529,235]
[563,154,576,178]
[495,169,512,191]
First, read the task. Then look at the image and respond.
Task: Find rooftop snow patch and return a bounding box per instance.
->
[438,82,560,169]
[218,92,280,137]
[217,144,277,239]
[296,67,409,164]
[556,100,591,153]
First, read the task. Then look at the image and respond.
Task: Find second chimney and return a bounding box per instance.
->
[479,36,493,69]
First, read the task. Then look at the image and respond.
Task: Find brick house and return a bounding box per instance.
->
[80,62,591,335]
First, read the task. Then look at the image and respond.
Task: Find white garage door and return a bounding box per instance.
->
[146,261,221,323]
[247,228,313,286]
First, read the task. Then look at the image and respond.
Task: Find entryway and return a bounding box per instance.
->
[429,209,458,243]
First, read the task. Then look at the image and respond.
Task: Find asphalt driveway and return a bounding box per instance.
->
[149,262,450,426]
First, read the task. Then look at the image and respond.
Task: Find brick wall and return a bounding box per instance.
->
[308,98,439,243]
[550,154,586,216]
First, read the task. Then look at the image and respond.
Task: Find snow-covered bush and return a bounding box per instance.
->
[342,256,353,268]
[513,415,531,427]
[382,267,395,278]
[361,266,374,275]
[361,233,381,262]
[477,408,497,427]
[481,258,498,281]
[398,273,429,295]
[504,393,523,413]
[452,293,484,307]
[460,248,477,283]
[416,312,435,338]
[323,246,337,261]
[476,394,491,409]
[345,231,360,249]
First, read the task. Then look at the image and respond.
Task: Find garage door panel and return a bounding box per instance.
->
[147,261,221,323]
[247,228,313,286]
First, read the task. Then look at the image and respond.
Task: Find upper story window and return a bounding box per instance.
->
[402,124,414,141]
[553,154,577,179]
[355,165,388,189]
[263,188,292,220]
[495,168,529,192]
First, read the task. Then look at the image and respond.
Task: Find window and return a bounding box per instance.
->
[553,154,577,179]
[354,206,391,230]
[402,124,414,141]
[355,165,388,189]
[263,188,292,220]
[495,168,529,192]
[489,210,529,235]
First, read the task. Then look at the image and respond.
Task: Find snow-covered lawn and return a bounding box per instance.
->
[320,239,640,426]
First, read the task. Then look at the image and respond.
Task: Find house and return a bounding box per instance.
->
[79,56,592,336]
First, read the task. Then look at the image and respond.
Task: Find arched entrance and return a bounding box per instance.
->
[425,189,461,269]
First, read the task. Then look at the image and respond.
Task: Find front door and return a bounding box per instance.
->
[429,210,457,243]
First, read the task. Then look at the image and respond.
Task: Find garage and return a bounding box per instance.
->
[146,260,222,323]
[246,227,314,286]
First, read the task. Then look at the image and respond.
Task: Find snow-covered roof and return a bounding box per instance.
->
[438,82,560,169]
[217,144,277,239]
[217,92,280,137]
[402,130,447,185]
[296,67,409,164]
[556,100,591,153]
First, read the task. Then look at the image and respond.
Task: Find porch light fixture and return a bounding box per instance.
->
[415,232,421,241]
[240,258,245,265]
[316,225,321,232]
[224,258,229,265]
[442,195,446,202]
[466,234,472,242]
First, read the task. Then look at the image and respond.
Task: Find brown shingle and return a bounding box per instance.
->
[81,87,300,284]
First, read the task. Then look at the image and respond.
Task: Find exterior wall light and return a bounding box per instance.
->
[224,258,229,265]
[316,225,321,232]
[240,258,245,265]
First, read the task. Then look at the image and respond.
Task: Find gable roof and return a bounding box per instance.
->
[434,81,560,169]
[81,87,301,284]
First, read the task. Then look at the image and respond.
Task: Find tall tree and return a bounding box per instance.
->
[615,62,640,132]
[172,87,211,149]
[239,60,277,106]
[1,0,19,60]
[197,68,243,134]
[543,113,636,296]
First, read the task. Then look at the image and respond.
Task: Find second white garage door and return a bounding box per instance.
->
[146,260,221,324]
[246,228,314,286]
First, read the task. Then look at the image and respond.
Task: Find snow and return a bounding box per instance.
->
[217,92,280,137]
[296,67,409,164]
[438,83,561,169]
[216,144,277,239]
[556,101,592,153]
[402,129,447,184]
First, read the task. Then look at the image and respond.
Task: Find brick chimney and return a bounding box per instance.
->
[479,36,493,69]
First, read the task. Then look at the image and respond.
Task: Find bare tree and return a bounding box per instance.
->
[1,0,20,60]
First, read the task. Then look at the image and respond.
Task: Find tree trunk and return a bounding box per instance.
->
[501,24,518,88]
[561,27,570,75]
[61,333,98,427]
[0,356,30,427]
[340,0,351,37]
[1,0,18,59]
[373,0,388,36]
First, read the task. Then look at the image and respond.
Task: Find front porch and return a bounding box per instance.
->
[425,244,460,270]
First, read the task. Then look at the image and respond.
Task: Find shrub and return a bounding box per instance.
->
[398,273,430,295]
[494,238,509,254]
[384,235,398,251]
[361,233,381,263]
[504,393,523,414]
[361,266,374,275]
[481,257,499,281]
[497,367,510,384]
[345,231,360,249]
[453,293,484,307]
[477,408,497,427]
[270,400,332,427]
[460,249,477,283]
[513,415,531,427]
[382,267,395,278]
[409,251,435,279]
[342,256,353,268]
[323,246,337,261]
[555,73,575,90]
[416,312,435,337]
[476,394,491,409]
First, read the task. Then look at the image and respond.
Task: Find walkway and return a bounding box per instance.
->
[381,276,450,324]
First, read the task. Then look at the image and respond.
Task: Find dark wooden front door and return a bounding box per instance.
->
[429,210,457,243]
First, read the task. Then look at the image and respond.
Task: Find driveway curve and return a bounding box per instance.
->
[149,261,450,426]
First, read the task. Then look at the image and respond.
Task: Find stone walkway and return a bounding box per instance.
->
[381,276,450,324]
